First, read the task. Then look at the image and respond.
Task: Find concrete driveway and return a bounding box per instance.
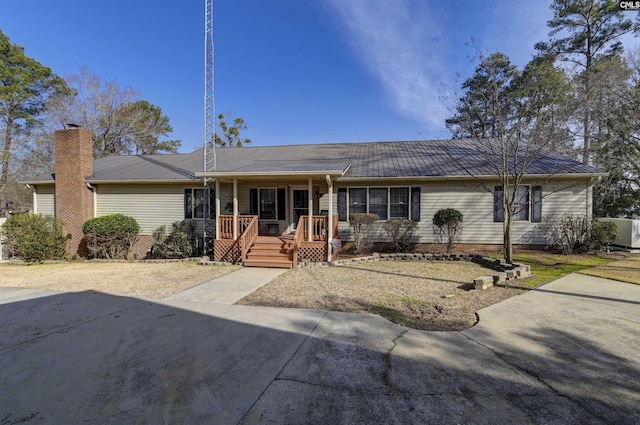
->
[1,273,639,424]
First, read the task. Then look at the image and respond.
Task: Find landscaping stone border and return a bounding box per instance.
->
[86,257,234,266]
[297,253,532,290]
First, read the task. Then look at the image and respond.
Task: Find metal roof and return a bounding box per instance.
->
[24,139,605,184]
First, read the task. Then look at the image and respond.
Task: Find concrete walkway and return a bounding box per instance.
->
[163,266,288,304]
[1,272,639,424]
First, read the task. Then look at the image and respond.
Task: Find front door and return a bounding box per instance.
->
[291,189,309,230]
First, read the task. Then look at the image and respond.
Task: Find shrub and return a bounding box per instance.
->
[149,220,198,259]
[589,220,617,253]
[538,214,618,255]
[349,213,378,255]
[0,214,67,262]
[383,219,417,253]
[432,208,463,253]
[82,214,140,259]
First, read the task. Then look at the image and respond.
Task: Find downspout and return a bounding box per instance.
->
[233,178,238,240]
[215,179,220,240]
[588,176,601,216]
[308,177,313,242]
[85,183,97,218]
[26,184,36,214]
[326,175,333,262]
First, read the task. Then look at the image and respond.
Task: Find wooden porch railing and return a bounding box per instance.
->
[218,215,255,240]
[240,215,259,263]
[300,215,339,241]
[292,215,338,267]
[292,215,305,268]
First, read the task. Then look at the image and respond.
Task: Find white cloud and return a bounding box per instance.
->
[323,0,450,136]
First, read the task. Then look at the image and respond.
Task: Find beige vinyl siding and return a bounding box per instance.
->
[35,185,56,217]
[334,179,590,245]
[96,184,192,235]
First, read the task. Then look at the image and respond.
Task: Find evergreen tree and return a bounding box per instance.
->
[0,29,68,213]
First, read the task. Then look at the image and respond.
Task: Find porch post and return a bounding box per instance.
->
[215,179,220,240]
[308,177,313,242]
[233,178,238,240]
[326,175,333,261]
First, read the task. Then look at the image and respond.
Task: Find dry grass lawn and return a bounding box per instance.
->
[0,261,240,299]
[578,254,640,285]
[238,261,527,331]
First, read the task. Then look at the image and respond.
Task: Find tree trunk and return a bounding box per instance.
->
[583,76,591,164]
[1,117,13,189]
[1,117,14,214]
[503,216,513,264]
[502,184,513,264]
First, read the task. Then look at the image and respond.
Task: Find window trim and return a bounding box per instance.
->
[342,186,417,221]
[258,187,278,220]
[493,185,542,223]
[184,187,215,219]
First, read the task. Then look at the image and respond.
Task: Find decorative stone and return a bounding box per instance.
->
[493,272,507,284]
[474,276,493,290]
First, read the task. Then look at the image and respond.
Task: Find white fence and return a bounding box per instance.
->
[598,218,640,253]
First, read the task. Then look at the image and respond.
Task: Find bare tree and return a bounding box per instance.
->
[446,51,580,263]
[47,66,180,157]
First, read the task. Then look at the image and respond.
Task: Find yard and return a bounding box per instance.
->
[0,261,240,299]
[1,252,636,331]
[238,252,638,331]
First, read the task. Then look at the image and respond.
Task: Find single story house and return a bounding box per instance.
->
[23,128,606,267]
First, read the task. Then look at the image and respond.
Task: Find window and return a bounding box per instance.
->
[250,188,286,219]
[349,188,367,214]
[185,188,215,219]
[531,186,542,223]
[494,186,542,222]
[259,188,276,219]
[338,186,420,221]
[368,188,388,220]
[390,187,409,219]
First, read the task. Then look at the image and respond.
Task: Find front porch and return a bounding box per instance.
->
[196,169,348,268]
[213,214,340,268]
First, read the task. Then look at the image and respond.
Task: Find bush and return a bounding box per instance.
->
[0,214,67,262]
[432,208,463,253]
[589,220,617,253]
[349,213,378,255]
[149,220,198,259]
[383,219,417,253]
[82,214,140,259]
[538,214,618,255]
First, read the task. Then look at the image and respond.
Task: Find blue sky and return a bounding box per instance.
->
[1,0,637,153]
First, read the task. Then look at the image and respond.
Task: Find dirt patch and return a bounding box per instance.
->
[237,261,528,331]
[0,261,241,299]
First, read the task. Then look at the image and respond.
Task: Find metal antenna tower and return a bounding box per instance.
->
[202,0,215,254]
[203,0,215,173]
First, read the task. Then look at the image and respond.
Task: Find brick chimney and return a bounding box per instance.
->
[54,128,94,255]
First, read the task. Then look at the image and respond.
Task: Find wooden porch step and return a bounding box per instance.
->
[245,235,293,268]
[247,250,290,258]
[254,236,285,244]
[243,258,293,268]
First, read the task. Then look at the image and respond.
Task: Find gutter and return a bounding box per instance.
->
[337,172,609,183]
